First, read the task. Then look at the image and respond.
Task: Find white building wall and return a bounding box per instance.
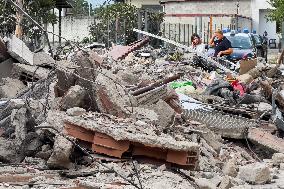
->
[164,0,251,17]
[251,0,278,42]
[125,0,160,8]
[47,16,95,43]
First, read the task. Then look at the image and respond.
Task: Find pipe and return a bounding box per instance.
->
[131,74,180,96]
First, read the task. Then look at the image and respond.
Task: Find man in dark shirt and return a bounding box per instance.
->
[209,29,233,57]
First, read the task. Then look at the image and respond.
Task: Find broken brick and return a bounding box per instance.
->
[92,132,130,158]
[65,122,95,143]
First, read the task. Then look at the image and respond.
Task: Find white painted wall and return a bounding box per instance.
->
[251,0,278,43]
[47,16,95,43]
[125,0,160,8]
[164,0,251,17]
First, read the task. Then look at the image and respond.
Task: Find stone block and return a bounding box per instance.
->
[238,163,271,184]
[0,138,19,163]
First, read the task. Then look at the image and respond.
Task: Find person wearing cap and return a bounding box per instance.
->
[189,33,206,54]
[209,29,233,57]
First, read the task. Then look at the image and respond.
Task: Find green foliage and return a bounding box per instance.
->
[90,3,138,46]
[71,0,91,16]
[0,0,56,35]
[0,1,16,34]
[89,3,164,47]
[25,0,57,24]
[267,0,284,23]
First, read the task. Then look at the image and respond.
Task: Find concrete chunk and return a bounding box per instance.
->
[0,138,19,163]
[147,99,175,129]
[94,71,135,118]
[223,158,238,177]
[195,178,216,189]
[11,108,28,145]
[272,153,284,166]
[238,163,271,184]
[0,78,26,98]
[59,85,87,111]
[33,51,55,66]
[47,135,73,169]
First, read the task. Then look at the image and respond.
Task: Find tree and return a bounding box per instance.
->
[0,0,56,35]
[267,0,284,23]
[89,3,164,46]
[71,0,91,16]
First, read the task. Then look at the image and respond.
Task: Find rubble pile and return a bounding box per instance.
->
[1,35,284,189]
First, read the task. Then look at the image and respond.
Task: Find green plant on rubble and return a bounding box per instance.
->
[267,0,284,24]
[168,51,183,62]
[89,3,138,46]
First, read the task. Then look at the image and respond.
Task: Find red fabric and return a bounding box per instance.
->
[231,80,245,96]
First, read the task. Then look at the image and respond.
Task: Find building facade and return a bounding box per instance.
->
[162,0,278,42]
[127,0,279,44]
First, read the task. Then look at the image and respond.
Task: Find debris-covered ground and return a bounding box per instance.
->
[1,34,284,189]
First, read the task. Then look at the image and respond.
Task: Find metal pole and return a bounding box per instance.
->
[282,22,284,50]
[59,7,62,47]
[145,11,148,32]
[7,0,53,57]
[137,10,142,40]
[236,0,239,31]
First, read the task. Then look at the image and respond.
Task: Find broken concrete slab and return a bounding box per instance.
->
[61,111,199,167]
[55,60,77,97]
[0,137,20,163]
[11,63,50,82]
[146,99,175,129]
[33,51,55,66]
[0,77,26,98]
[7,35,34,65]
[248,128,284,153]
[0,58,14,79]
[47,135,74,169]
[94,71,136,118]
[11,107,28,145]
[59,85,87,111]
[238,163,271,184]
